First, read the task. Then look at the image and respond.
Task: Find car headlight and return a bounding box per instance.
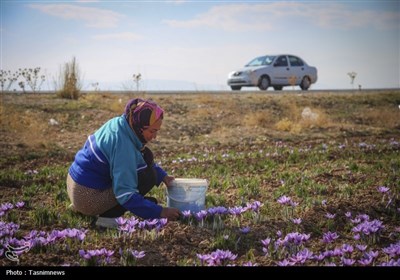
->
[229,71,241,77]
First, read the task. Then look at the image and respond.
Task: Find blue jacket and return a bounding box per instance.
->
[69,115,167,219]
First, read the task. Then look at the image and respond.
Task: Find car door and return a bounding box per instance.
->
[288,55,306,85]
[271,55,291,85]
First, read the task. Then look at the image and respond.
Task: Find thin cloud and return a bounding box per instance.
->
[307,3,399,30]
[166,0,187,5]
[28,4,124,28]
[92,32,143,41]
[164,4,273,31]
[164,2,399,31]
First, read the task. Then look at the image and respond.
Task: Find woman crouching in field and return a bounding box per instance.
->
[66,98,180,228]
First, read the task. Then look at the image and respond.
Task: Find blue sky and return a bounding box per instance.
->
[1,0,399,91]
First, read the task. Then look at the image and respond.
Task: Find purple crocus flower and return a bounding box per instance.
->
[382,241,400,258]
[277,259,293,266]
[228,206,244,216]
[366,250,379,259]
[350,217,361,224]
[137,221,146,230]
[242,261,257,266]
[131,250,145,259]
[115,217,127,226]
[196,253,208,266]
[356,244,368,251]
[342,257,356,266]
[358,256,373,266]
[322,231,339,243]
[158,218,168,228]
[194,210,208,221]
[314,253,325,262]
[390,140,399,146]
[247,201,263,212]
[377,186,390,193]
[292,218,302,224]
[290,201,299,207]
[341,244,354,253]
[277,195,291,205]
[181,210,191,218]
[239,227,250,234]
[261,238,271,247]
[325,213,336,219]
[15,202,25,208]
[290,248,313,264]
[145,219,159,229]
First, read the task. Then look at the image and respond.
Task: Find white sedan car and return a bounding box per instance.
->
[227,54,317,91]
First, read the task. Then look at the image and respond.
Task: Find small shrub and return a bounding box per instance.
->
[243,111,274,128]
[56,57,82,100]
[275,118,301,133]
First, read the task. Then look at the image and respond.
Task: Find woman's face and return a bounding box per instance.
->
[142,118,162,143]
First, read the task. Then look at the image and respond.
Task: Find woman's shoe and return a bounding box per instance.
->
[95,216,119,229]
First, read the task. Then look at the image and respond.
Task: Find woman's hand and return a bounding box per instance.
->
[163,175,175,187]
[160,207,180,221]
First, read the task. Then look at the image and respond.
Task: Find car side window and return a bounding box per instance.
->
[275,56,288,67]
[289,56,304,67]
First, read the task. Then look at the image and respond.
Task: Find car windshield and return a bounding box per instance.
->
[245,55,275,67]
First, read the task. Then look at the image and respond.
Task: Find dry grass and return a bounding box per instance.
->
[0,104,52,148]
[355,107,400,128]
[243,111,275,128]
[1,90,399,153]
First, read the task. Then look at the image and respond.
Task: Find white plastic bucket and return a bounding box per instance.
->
[166,178,208,213]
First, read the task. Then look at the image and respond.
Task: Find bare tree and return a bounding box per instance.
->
[20,67,46,93]
[1,68,45,93]
[91,82,100,91]
[348,71,357,89]
[0,70,21,92]
[132,73,141,91]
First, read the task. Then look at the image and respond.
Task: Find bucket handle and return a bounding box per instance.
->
[167,188,207,203]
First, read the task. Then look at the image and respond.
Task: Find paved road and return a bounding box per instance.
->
[2,88,399,95]
[78,88,399,95]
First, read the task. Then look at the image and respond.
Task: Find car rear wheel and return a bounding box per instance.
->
[300,77,311,90]
[258,76,270,90]
[231,86,241,91]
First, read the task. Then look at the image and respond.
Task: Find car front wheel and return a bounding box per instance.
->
[300,77,311,90]
[258,76,270,91]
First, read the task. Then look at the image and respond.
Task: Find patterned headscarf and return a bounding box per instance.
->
[124,98,164,144]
